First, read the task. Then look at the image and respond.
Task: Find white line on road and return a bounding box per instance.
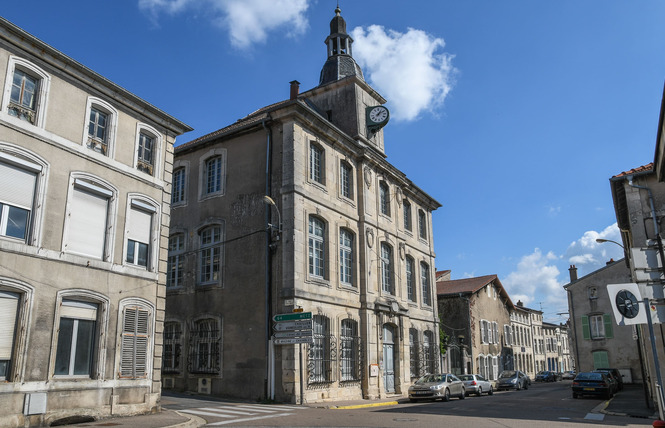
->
[206,412,294,426]
[180,409,235,418]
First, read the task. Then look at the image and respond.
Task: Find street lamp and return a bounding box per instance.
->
[595,238,624,248]
[263,195,282,234]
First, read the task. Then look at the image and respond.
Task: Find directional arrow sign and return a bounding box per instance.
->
[274,337,314,345]
[273,312,312,322]
[274,330,313,338]
[273,320,313,331]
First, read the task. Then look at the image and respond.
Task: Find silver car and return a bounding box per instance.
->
[408,373,466,402]
[459,374,494,396]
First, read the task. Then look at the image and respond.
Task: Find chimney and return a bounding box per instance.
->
[606,258,615,265]
[568,265,578,282]
[290,80,300,100]
[517,300,523,307]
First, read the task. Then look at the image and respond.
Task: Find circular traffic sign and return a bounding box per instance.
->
[616,289,639,319]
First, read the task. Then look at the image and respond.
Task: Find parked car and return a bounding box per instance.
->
[553,372,563,381]
[408,373,466,402]
[496,370,529,391]
[595,368,623,391]
[572,372,613,399]
[562,371,576,380]
[459,374,494,396]
[535,371,555,382]
[594,370,619,394]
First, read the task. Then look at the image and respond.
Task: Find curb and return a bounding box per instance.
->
[330,401,399,410]
[168,411,207,428]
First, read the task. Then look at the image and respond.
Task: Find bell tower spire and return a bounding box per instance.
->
[319,5,364,85]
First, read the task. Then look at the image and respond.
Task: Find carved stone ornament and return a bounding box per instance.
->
[364,167,373,189]
[366,227,375,248]
[396,188,403,206]
[399,242,406,260]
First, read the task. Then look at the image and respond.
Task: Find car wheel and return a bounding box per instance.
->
[488,386,494,396]
[476,387,483,397]
[442,388,450,402]
[459,388,466,400]
[516,382,521,391]
[524,382,528,390]
[572,393,578,399]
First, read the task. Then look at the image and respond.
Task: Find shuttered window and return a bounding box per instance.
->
[65,180,111,259]
[592,350,609,369]
[0,291,19,379]
[0,154,40,241]
[119,305,151,379]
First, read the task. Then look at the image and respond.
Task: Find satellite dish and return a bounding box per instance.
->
[616,289,639,319]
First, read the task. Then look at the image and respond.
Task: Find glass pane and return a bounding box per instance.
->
[138,242,149,267]
[55,318,74,375]
[0,360,8,378]
[6,206,29,240]
[126,240,136,263]
[73,320,95,375]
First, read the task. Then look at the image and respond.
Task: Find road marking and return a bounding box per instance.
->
[180,409,235,418]
[206,413,294,426]
[229,406,279,413]
[584,412,605,421]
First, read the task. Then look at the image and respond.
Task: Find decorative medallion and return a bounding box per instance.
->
[366,227,375,248]
[364,167,372,188]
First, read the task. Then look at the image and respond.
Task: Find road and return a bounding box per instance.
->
[162,381,653,427]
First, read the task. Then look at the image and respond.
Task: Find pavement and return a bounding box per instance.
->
[52,383,658,427]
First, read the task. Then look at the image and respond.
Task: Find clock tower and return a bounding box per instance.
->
[304,6,389,153]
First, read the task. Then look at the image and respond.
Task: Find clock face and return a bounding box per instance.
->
[369,106,389,124]
[616,289,639,319]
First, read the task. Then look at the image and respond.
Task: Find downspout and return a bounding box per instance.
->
[263,116,273,400]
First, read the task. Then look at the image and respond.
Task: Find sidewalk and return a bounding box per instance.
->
[602,383,658,419]
[51,409,206,428]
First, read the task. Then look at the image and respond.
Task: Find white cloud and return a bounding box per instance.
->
[563,223,622,275]
[350,25,456,122]
[502,248,563,310]
[138,0,310,49]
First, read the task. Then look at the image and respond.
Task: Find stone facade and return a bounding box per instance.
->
[163,8,440,404]
[0,17,191,427]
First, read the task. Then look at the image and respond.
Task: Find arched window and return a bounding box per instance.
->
[379,181,390,216]
[2,56,51,127]
[135,124,161,177]
[189,318,221,374]
[199,225,223,284]
[406,256,416,302]
[118,300,153,379]
[162,321,182,373]
[83,97,118,157]
[309,315,333,383]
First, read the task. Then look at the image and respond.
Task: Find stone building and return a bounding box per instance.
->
[564,261,642,383]
[163,7,440,404]
[509,303,536,377]
[0,17,191,427]
[436,274,514,380]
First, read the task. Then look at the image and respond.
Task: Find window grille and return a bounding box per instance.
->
[423,331,436,374]
[308,315,336,384]
[163,322,182,374]
[339,319,362,382]
[188,319,221,374]
[409,328,419,378]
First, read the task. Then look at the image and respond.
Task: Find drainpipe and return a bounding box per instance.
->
[263,116,273,400]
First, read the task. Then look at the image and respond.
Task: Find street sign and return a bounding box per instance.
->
[274,337,314,345]
[273,312,312,322]
[274,330,313,338]
[273,320,313,331]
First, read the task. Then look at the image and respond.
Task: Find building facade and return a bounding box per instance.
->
[0,18,191,427]
[163,8,440,404]
[509,304,535,377]
[437,275,514,380]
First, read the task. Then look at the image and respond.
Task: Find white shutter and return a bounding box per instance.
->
[60,300,97,321]
[66,185,109,259]
[0,291,19,360]
[127,205,153,245]
[0,161,37,209]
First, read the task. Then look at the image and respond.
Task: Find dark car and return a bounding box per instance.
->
[595,368,623,391]
[572,372,613,399]
[496,370,529,391]
[535,371,555,382]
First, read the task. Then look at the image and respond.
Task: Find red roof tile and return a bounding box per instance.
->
[613,163,653,178]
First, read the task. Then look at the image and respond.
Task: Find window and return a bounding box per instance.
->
[423,330,435,374]
[403,200,412,231]
[492,322,499,344]
[309,143,324,184]
[9,69,38,124]
[64,178,113,260]
[172,168,186,204]
[167,234,185,288]
[308,216,325,278]
[87,107,108,154]
[205,156,222,195]
[119,303,152,379]
[420,262,431,306]
[583,314,613,340]
[126,200,156,269]
[0,153,42,242]
[199,226,222,284]
[0,291,19,380]
[339,229,354,286]
[54,300,98,377]
[409,328,419,378]
[3,58,50,128]
[340,161,353,199]
[379,181,390,216]
[480,320,489,344]
[309,315,333,383]
[504,325,513,346]
[162,322,182,374]
[340,319,359,381]
[418,209,427,239]
[190,318,221,374]
[380,243,393,294]
[406,256,415,302]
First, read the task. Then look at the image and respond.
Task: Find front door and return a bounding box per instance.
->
[383,325,395,393]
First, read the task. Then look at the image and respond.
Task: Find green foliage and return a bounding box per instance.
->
[439,316,449,355]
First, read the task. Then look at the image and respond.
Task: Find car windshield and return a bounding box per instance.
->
[499,371,516,378]
[416,374,445,383]
[459,375,473,381]
[576,372,603,381]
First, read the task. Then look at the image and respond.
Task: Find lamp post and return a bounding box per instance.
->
[263,195,282,400]
[263,196,282,235]
[595,238,624,248]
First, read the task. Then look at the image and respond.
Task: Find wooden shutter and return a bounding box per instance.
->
[593,351,609,369]
[581,316,590,340]
[119,305,150,378]
[0,291,19,361]
[603,314,614,339]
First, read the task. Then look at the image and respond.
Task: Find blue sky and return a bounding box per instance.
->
[4,1,665,322]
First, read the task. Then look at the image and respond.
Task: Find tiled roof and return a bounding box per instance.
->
[436,275,498,295]
[613,163,653,178]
